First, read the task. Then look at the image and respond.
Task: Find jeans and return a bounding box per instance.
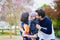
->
[23,37,32,40]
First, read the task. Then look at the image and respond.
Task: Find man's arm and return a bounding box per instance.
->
[36,22,52,35]
[40,23,52,34]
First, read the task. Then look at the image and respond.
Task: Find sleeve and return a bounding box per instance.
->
[20,23,24,32]
[40,22,52,35]
[30,21,35,31]
[19,23,24,35]
[30,21,38,34]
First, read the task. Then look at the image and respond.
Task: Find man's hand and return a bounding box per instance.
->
[36,24,42,30]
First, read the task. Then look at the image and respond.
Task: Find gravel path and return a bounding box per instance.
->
[0,36,22,40]
[0,36,60,40]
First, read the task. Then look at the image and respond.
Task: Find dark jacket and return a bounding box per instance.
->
[30,19,38,35]
[39,17,52,34]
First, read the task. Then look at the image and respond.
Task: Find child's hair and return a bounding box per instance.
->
[21,12,29,24]
[30,12,36,17]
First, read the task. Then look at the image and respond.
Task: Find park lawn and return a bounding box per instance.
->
[0,32,20,36]
[0,32,10,36]
[0,33,8,36]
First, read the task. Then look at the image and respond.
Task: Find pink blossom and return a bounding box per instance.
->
[13,0,24,5]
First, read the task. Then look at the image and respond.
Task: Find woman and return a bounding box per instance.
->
[18,12,31,40]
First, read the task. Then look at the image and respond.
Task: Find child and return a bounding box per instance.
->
[29,12,39,40]
[19,12,31,40]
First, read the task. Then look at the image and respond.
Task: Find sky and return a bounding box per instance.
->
[32,0,54,11]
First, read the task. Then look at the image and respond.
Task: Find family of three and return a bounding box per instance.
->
[18,9,55,40]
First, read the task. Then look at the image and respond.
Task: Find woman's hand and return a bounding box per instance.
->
[22,34,37,38]
[28,34,37,38]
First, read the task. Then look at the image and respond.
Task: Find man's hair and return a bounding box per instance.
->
[21,12,29,24]
[35,9,45,18]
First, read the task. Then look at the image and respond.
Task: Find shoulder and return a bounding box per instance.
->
[45,17,52,23]
[21,22,24,27]
[24,24,29,27]
[45,17,52,22]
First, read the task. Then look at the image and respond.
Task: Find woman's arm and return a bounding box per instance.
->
[26,34,38,38]
[30,34,38,38]
[18,25,24,32]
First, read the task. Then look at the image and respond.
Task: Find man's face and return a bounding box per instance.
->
[39,16,42,20]
[35,12,42,20]
[35,12,40,19]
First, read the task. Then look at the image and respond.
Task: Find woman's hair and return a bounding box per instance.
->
[21,12,29,24]
[35,9,45,18]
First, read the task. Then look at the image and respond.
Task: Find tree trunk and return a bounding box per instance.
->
[10,26,12,38]
[2,29,4,34]
[15,25,17,35]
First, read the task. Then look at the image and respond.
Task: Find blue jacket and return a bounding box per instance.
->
[30,19,38,35]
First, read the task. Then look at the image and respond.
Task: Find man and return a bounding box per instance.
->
[35,9,55,40]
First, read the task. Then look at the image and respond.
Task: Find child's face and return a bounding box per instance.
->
[31,16,36,20]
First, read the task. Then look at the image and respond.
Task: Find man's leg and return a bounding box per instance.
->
[51,39,55,40]
[36,37,39,40]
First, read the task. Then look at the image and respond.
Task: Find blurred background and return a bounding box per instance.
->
[0,0,60,40]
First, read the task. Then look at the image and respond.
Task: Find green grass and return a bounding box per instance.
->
[0,32,20,36]
[55,31,60,38]
[0,33,9,36]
